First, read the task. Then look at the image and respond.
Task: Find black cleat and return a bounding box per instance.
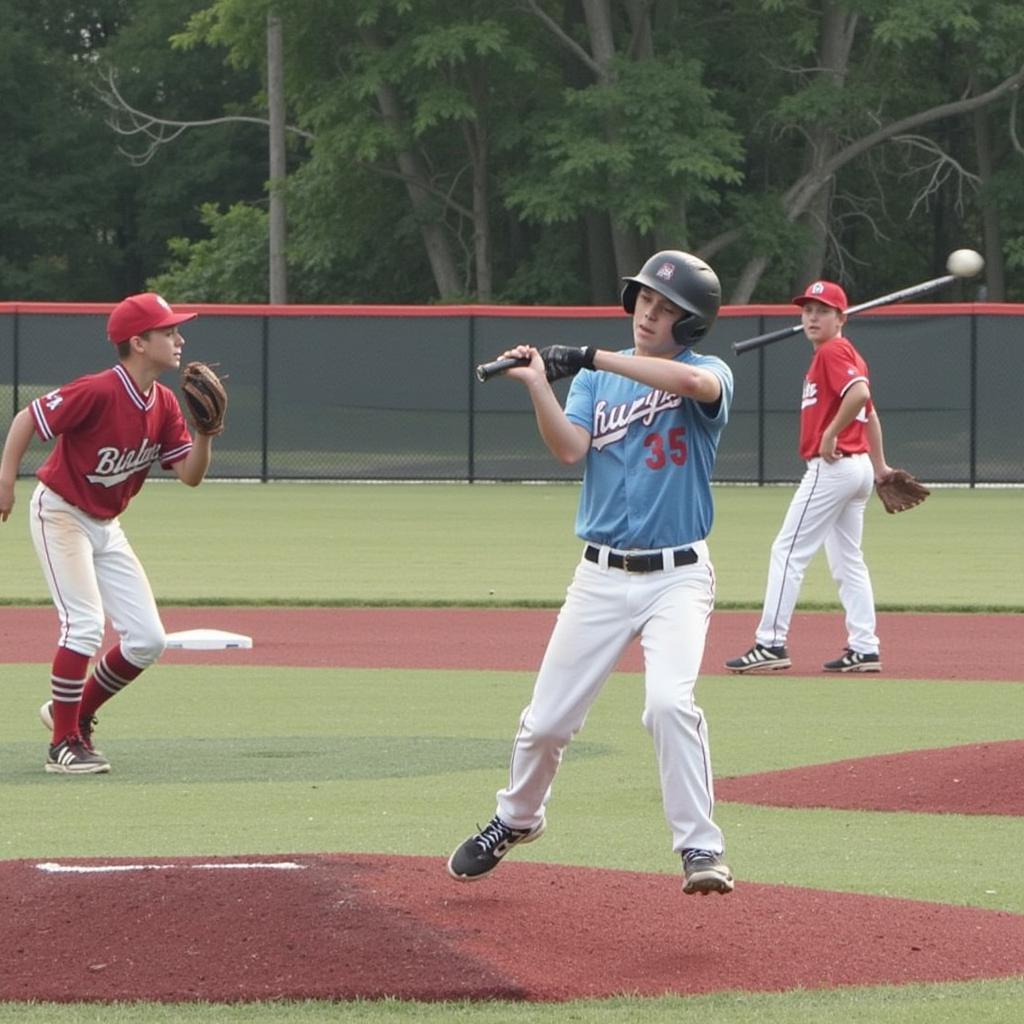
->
[447,815,546,881]
[725,643,791,674]
[823,648,881,673]
[45,735,110,775]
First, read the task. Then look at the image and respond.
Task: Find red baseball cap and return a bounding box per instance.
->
[107,293,197,344]
[792,280,848,313]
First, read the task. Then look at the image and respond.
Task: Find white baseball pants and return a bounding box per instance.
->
[29,483,166,667]
[496,541,725,854]
[755,454,879,654]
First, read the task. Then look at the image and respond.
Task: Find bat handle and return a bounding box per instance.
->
[475,356,530,382]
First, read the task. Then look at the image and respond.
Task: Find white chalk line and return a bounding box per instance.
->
[35,861,306,874]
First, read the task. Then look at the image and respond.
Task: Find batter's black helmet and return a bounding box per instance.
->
[621,250,721,346]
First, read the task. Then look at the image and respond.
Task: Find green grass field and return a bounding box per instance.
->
[1,480,1022,1023]
[0,480,1020,609]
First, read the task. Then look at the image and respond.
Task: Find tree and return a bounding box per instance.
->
[514,0,745,298]
[60,0,1024,304]
[701,0,1024,301]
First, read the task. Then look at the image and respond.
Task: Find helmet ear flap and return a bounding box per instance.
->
[621,280,640,315]
[672,313,707,347]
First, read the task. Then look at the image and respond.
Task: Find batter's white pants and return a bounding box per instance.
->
[29,483,166,667]
[755,454,879,654]
[497,541,725,855]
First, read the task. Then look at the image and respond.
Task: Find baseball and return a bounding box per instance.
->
[946,249,984,278]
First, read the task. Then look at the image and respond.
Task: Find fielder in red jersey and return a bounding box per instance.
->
[726,280,895,676]
[0,293,220,774]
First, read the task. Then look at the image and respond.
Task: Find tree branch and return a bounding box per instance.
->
[1010,87,1024,157]
[95,66,313,166]
[782,64,1024,220]
[95,65,476,220]
[521,0,605,79]
[698,65,1024,264]
[892,134,981,217]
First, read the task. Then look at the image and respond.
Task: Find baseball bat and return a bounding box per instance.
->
[732,273,959,354]
[475,355,530,382]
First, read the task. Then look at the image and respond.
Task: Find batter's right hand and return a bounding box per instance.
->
[500,345,546,382]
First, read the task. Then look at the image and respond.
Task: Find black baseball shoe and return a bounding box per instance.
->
[45,734,110,775]
[447,814,546,881]
[682,848,734,895]
[823,649,881,673]
[39,701,104,755]
[725,643,791,673]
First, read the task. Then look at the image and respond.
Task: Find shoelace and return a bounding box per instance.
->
[473,817,513,851]
[683,848,717,867]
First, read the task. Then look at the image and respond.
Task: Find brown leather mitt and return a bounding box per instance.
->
[180,361,228,436]
[876,468,930,514]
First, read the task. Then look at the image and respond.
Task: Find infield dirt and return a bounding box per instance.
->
[2,607,1021,1002]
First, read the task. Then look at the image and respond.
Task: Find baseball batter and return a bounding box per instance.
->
[726,280,893,675]
[0,293,221,774]
[447,251,735,896]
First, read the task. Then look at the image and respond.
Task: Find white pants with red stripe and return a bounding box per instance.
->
[755,454,879,654]
[496,540,725,855]
[29,483,166,666]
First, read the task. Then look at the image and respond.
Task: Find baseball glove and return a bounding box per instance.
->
[539,345,596,383]
[875,468,930,514]
[180,361,228,436]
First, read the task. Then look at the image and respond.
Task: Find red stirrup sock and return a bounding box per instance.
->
[49,647,91,744]
[79,645,145,719]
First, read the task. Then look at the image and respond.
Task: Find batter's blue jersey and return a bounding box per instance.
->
[564,347,733,549]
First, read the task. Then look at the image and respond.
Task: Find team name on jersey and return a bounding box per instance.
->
[85,438,163,488]
[592,389,683,451]
[801,379,817,409]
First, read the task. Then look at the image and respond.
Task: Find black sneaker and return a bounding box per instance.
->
[682,848,734,895]
[45,735,111,775]
[39,701,104,755]
[823,649,881,673]
[447,815,546,881]
[725,643,791,674]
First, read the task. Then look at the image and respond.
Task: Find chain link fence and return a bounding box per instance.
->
[2,302,1021,485]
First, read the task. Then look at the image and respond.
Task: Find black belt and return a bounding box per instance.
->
[584,544,697,573]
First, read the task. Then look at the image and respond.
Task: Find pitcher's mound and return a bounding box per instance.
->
[717,741,1024,815]
[3,854,1024,1003]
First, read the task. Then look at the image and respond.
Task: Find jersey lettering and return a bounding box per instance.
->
[801,380,817,409]
[44,389,64,412]
[592,390,683,451]
[85,439,163,488]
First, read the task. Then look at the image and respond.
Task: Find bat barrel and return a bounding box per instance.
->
[732,273,959,354]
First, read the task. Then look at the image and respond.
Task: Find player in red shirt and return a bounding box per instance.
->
[725,280,894,675]
[0,293,221,773]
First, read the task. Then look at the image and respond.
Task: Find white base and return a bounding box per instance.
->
[164,628,253,650]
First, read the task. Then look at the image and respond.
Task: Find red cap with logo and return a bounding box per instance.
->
[107,293,197,344]
[792,280,848,313]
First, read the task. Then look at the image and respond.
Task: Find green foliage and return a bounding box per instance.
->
[0,0,129,299]
[504,54,744,235]
[148,202,269,302]
[872,0,981,47]
[2,0,1024,303]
